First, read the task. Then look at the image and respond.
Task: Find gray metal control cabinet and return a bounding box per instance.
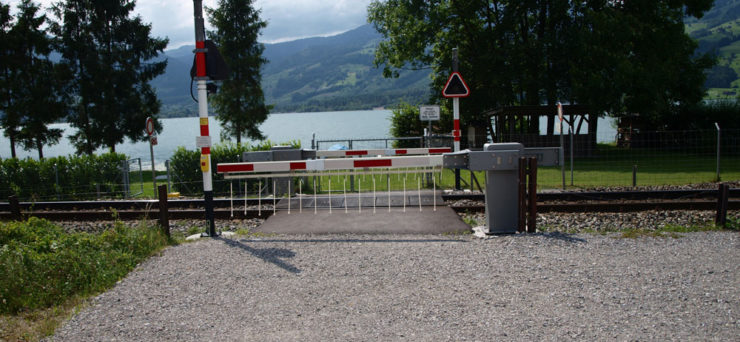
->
[482,143,524,233]
[443,142,560,234]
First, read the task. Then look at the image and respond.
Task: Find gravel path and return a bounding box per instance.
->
[49,232,739,341]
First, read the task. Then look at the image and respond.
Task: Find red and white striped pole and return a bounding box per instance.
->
[193,0,216,236]
[452,48,461,189]
[453,98,460,152]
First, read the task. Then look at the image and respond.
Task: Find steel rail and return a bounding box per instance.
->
[1,189,738,221]
[450,200,740,213]
[443,189,740,201]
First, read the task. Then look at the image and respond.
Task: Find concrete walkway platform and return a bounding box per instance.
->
[257,191,469,234]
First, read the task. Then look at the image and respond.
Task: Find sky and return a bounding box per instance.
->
[6,0,375,49]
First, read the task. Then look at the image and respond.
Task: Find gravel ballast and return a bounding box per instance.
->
[49,232,739,341]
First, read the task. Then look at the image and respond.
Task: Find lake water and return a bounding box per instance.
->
[0,109,616,167]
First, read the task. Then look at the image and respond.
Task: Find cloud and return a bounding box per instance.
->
[6,0,373,48]
[255,0,372,43]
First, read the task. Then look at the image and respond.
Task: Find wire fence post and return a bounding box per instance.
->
[54,163,60,200]
[715,122,720,181]
[166,160,172,192]
[122,160,130,198]
[570,123,574,186]
[138,159,144,196]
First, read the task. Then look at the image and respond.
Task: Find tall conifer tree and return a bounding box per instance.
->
[0,2,18,158]
[51,0,167,154]
[10,0,66,159]
[207,0,271,146]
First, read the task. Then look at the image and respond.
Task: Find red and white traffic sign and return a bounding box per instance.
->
[145,117,154,136]
[442,72,470,98]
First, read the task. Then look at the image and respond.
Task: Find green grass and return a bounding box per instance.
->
[302,147,739,193]
[617,222,731,239]
[128,170,170,198]
[0,218,171,340]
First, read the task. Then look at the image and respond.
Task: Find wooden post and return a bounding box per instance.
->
[527,157,538,233]
[715,183,729,227]
[157,185,170,238]
[518,157,527,233]
[9,195,21,221]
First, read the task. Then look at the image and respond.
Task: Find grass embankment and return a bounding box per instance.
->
[617,218,739,238]
[0,218,171,341]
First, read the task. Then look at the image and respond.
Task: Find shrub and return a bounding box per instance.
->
[390,102,452,148]
[0,217,169,314]
[169,140,300,196]
[0,153,127,200]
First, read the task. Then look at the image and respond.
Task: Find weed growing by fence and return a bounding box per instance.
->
[0,217,169,314]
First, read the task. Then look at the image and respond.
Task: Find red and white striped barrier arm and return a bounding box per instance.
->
[316,147,451,158]
[218,155,443,175]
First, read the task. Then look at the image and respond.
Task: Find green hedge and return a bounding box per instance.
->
[0,217,169,314]
[169,140,300,196]
[0,153,127,201]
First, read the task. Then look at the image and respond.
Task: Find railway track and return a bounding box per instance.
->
[1,189,737,221]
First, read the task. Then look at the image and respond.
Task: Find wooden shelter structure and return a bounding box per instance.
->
[484,105,597,156]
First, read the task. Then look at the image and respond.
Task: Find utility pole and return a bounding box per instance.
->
[193,0,216,237]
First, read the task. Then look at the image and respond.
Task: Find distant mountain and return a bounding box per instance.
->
[685,0,740,98]
[152,24,431,117]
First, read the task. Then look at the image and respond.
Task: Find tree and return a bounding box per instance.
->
[0,2,18,158]
[206,0,271,146]
[8,0,67,159]
[390,102,452,147]
[568,1,714,129]
[51,0,168,154]
[368,0,715,141]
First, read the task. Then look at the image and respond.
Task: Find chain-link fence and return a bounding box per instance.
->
[498,128,739,188]
[121,158,144,198]
[5,128,733,202]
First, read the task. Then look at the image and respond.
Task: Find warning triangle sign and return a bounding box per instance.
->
[442,72,470,98]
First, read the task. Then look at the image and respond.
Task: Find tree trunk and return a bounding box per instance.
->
[587,113,598,153]
[36,138,44,160]
[236,121,241,148]
[9,134,17,159]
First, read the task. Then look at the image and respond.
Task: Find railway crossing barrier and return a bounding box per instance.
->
[217,143,561,234]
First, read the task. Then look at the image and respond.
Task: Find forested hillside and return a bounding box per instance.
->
[151,0,740,118]
[686,0,740,98]
[152,24,431,117]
